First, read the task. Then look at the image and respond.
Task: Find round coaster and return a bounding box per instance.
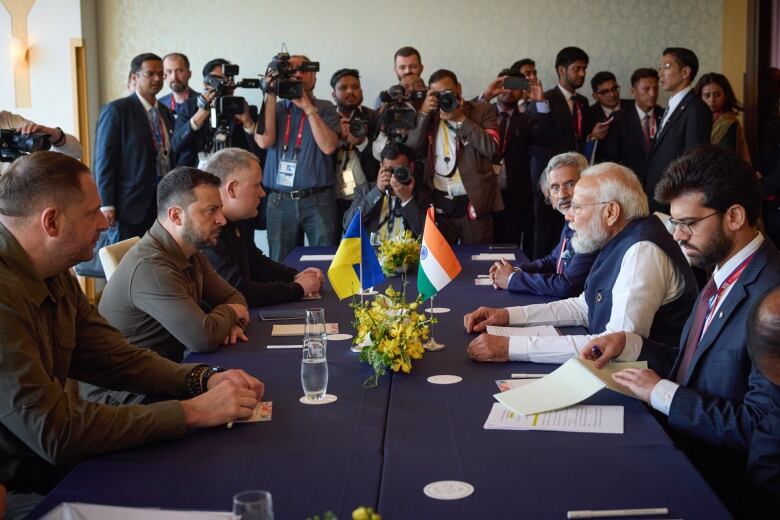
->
[299,394,338,405]
[427,375,462,384]
[361,289,379,296]
[424,307,451,314]
[327,333,353,341]
[423,480,474,500]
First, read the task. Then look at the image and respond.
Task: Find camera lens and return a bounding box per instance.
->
[392,166,412,185]
[438,91,458,113]
[349,118,368,138]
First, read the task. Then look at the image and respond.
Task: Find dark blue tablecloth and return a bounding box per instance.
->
[32,245,730,519]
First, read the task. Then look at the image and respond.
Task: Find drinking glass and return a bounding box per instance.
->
[232,489,273,520]
[301,308,328,400]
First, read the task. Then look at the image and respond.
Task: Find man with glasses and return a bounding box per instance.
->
[581,146,780,516]
[95,53,175,241]
[584,71,631,162]
[463,161,697,364]
[488,152,599,298]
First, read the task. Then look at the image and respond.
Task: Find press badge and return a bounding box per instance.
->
[277,159,297,188]
[341,168,356,197]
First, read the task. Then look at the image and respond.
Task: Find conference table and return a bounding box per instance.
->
[32,245,731,519]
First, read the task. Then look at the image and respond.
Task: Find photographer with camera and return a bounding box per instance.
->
[343,142,424,238]
[0,110,82,174]
[254,53,341,262]
[330,68,380,227]
[406,69,500,245]
[372,74,427,161]
[373,46,425,109]
[158,53,200,167]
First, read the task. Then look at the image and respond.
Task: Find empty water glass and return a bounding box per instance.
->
[302,308,328,400]
[232,489,273,520]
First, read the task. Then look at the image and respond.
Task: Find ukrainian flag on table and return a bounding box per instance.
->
[417,207,462,300]
[328,210,386,300]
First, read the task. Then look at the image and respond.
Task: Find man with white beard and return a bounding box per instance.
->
[463,162,698,364]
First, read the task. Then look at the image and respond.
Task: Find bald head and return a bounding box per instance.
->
[748,286,780,385]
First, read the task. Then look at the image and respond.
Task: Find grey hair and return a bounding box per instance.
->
[539,152,589,193]
[204,148,260,182]
[580,162,649,220]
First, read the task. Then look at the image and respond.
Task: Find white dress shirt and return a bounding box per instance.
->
[648,233,764,415]
[505,238,685,364]
[659,85,693,130]
[557,83,576,113]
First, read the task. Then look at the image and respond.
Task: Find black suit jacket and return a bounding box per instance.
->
[94,94,175,225]
[583,99,633,163]
[644,90,712,211]
[602,102,664,177]
[543,85,590,156]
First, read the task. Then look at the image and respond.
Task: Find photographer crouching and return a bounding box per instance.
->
[0,111,82,174]
[254,53,341,262]
[343,142,425,239]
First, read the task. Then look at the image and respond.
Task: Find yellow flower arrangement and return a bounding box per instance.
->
[378,230,421,276]
[351,285,434,387]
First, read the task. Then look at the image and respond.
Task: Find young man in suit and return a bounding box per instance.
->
[602,68,664,177]
[94,53,175,241]
[158,53,199,167]
[583,146,780,515]
[406,69,500,244]
[644,47,712,212]
[584,71,632,162]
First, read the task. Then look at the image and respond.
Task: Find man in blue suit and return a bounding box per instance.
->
[489,152,599,298]
[584,146,780,515]
[94,53,175,241]
[158,52,199,167]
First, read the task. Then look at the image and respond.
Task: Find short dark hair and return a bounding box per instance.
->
[655,145,761,226]
[394,46,421,63]
[498,67,523,78]
[591,71,617,92]
[202,58,229,79]
[555,47,589,71]
[428,69,458,86]
[631,68,659,86]
[380,143,412,162]
[330,68,360,89]
[157,167,221,217]
[662,47,699,81]
[130,53,162,74]
[0,152,89,218]
[511,58,535,70]
[694,72,743,112]
[162,52,190,69]
[748,286,780,373]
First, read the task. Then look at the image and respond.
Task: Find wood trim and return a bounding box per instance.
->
[70,38,91,167]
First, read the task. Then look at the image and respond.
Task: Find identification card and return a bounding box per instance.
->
[341,168,356,197]
[277,160,297,188]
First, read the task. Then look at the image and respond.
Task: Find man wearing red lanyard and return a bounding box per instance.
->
[158,53,199,168]
[582,146,780,516]
[255,54,340,262]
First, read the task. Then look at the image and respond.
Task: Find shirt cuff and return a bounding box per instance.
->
[535,101,551,113]
[650,379,679,416]
[506,306,526,325]
[507,272,515,286]
[508,336,529,361]
[616,331,642,362]
[100,205,115,212]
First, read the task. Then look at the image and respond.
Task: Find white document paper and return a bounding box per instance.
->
[300,254,335,261]
[474,278,494,286]
[266,344,303,349]
[271,323,339,336]
[471,253,517,261]
[41,502,232,519]
[486,325,559,337]
[494,358,647,416]
[483,403,624,434]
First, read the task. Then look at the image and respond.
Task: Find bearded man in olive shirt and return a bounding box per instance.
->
[0,153,263,518]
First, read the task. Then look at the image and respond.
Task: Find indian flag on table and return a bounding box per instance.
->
[417,207,461,301]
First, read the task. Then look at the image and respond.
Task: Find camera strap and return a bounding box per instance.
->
[283,108,306,159]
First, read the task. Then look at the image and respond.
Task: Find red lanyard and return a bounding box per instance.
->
[702,252,755,333]
[556,236,568,274]
[283,109,306,158]
[169,96,176,111]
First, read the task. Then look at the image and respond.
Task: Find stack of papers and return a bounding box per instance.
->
[484,403,624,434]
[485,325,559,337]
[471,253,516,261]
[300,254,335,261]
[41,503,231,519]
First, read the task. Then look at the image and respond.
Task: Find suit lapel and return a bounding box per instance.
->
[653,91,693,149]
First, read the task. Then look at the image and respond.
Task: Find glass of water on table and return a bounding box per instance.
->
[301,308,328,400]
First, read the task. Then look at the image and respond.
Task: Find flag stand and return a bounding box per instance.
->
[423,295,445,351]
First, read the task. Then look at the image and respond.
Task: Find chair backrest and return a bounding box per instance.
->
[99,236,140,281]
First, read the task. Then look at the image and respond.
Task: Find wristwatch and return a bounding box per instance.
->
[186,365,225,396]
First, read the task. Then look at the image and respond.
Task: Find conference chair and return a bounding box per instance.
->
[99,236,141,281]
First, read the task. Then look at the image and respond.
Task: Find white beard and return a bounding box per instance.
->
[571,217,610,254]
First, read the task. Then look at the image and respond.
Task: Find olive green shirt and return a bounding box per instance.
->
[0,222,194,494]
[98,220,247,362]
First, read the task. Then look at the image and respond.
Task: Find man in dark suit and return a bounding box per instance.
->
[644,47,712,212]
[584,71,632,163]
[94,53,175,241]
[602,68,664,178]
[479,67,554,256]
[584,146,780,515]
[406,69,500,244]
[158,52,200,167]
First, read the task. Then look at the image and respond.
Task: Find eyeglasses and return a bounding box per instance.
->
[549,180,577,195]
[136,70,164,79]
[570,201,612,214]
[595,86,620,96]
[668,211,720,236]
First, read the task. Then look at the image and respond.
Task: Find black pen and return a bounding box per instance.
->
[591,345,603,358]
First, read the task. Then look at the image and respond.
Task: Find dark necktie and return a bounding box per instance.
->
[675,277,718,384]
[495,111,509,160]
[642,113,652,153]
[571,97,582,141]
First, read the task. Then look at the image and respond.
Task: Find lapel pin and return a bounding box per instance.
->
[718,311,723,318]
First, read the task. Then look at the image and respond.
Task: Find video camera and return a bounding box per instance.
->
[0,129,51,163]
[203,63,260,151]
[378,85,426,143]
[259,52,320,100]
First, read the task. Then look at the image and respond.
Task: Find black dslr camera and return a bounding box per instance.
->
[0,129,51,163]
[379,85,421,143]
[432,90,459,113]
[391,165,413,185]
[202,64,260,151]
[259,52,320,100]
[349,115,368,138]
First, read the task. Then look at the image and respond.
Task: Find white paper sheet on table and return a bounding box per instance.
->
[41,502,232,520]
[486,325,559,337]
[300,254,335,261]
[474,278,494,286]
[483,403,624,434]
[271,323,339,336]
[494,358,647,416]
[471,253,516,261]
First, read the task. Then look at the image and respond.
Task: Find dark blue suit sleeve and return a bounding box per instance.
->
[93,103,121,207]
[748,409,780,500]
[508,251,595,298]
[171,116,203,154]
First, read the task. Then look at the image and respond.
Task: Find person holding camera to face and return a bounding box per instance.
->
[406,69,500,245]
[330,69,380,227]
[343,143,425,238]
[254,53,341,262]
[0,111,82,175]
